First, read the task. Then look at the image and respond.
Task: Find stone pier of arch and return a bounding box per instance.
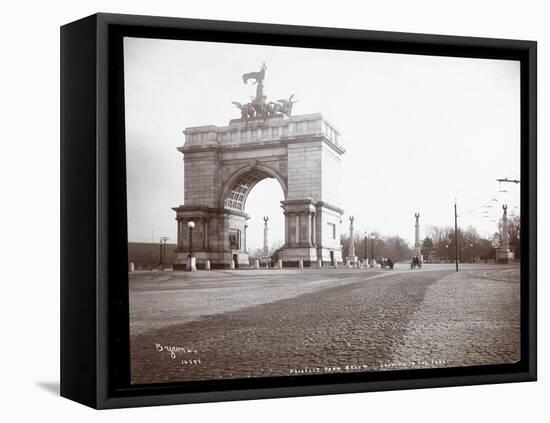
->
[173,113,345,270]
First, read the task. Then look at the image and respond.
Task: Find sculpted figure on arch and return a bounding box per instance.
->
[231,62,297,120]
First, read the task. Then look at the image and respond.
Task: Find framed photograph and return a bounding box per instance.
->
[61,13,537,409]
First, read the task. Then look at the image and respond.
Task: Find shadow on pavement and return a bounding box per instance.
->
[36,381,60,396]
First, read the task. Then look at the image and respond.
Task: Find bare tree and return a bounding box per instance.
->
[341,233,412,261]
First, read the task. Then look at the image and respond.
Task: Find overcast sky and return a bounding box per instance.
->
[124,37,520,249]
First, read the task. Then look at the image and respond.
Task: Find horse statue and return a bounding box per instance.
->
[231,101,256,119]
[275,94,298,116]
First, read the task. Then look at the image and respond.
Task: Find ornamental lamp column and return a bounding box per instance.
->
[188,221,195,257]
[501,205,509,251]
[187,221,196,272]
[263,216,269,256]
[346,216,357,266]
[348,216,355,257]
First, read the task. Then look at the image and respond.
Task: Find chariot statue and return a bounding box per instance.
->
[231,63,297,120]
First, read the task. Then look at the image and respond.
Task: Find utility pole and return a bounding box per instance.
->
[151,229,154,270]
[454,201,459,272]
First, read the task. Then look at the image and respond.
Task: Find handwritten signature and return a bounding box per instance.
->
[155,343,198,359]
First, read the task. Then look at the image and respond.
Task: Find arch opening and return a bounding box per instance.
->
[244,178,286,255]
[223,166,286,212]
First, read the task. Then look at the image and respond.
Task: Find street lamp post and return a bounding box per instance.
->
[159,240,163,267]
[371,237,374,261]
[462,243,474,263]
[159,236,169,269]
[364,231,367,261]
[187,221,196,272]
[370,233,377,266]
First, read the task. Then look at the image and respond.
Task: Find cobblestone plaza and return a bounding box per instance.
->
[129,263,520,384]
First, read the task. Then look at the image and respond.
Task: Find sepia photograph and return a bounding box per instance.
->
[123,36,521,385]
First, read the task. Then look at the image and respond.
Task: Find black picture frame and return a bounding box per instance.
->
[60,12,537,409]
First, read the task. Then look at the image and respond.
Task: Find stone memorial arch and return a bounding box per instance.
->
[173,64,345,269]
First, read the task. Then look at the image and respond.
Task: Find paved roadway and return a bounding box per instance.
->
[129,263,520,384]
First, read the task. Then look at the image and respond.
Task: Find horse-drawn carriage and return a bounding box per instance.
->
[378,257,394,270]
[410,255,422,269]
